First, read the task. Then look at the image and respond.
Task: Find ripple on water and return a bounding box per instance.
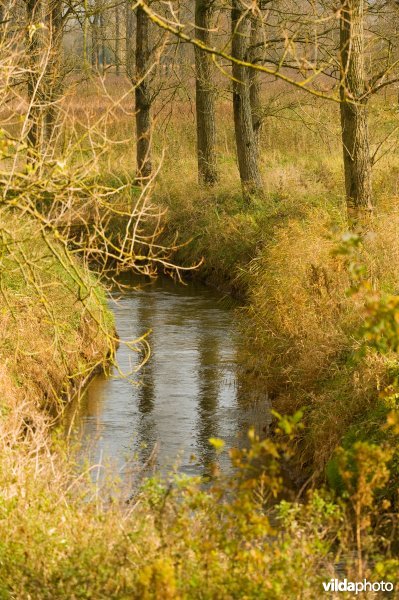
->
[66,275,270,479]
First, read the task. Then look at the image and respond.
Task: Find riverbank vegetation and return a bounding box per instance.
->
[0,216,114,409]
[3,0,399,596]
[148,93,399,484]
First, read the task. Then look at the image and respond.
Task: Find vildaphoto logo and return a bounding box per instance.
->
[322,579,394,594]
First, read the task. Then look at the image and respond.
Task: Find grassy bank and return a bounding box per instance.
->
[134,91,399,484]
[0,214,114,564]
[156,175,399,479]
[0,213,115,434]
[0,217,364,598]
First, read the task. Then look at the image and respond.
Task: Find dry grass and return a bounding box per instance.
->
[0,215,114,423]
[239,204,399,471]
[53,77,399,479]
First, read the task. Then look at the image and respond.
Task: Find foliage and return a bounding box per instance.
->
[1,405,399,598]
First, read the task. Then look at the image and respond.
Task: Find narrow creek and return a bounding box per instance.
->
[66,275,270,479]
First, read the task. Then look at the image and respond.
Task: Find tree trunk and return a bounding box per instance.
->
[339,0,372,215]
[231,0,262,200]
[91,9,100,70]
[125,0,134,78]
[26,0,43,153]
[115,3,120,75]
[249,6,263,150]
[195,0,218,185]
[44,0,63,143]
[100,9,105,74]
[135,4,152,183]
[83,0,89,67]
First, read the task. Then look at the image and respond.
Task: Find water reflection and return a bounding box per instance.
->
[195,317,221,473]
[66,276,270,477]
[135,293,157,469]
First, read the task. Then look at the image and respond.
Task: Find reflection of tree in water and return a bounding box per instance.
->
[195,318,221,475]
[134,292,157,470]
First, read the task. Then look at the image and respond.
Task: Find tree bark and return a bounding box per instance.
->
[125,0,134,78]
[249,6,263,151]
[195,0,218,185]
[115,3,120,75]
[26,0,43,152]
[231,0,262,200]
[91,7,100,70]
[339,0,373,215]
[135,4,152,183]
[83,0,89,67]
[100,9,105,74]
[44,0,63,142]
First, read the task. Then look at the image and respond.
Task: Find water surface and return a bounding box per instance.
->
[67,276,269,478]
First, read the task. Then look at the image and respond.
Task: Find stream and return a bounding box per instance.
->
[66,276,270,479]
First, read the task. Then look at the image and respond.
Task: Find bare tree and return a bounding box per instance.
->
[26,0,43,152]
[231,0,262,199]
[339,0,372,215]
[135,2,152,182]
[44,0,63,142]
[126,0,134,77]
[195,0,218,185]
[249,3,263,150]
[87,0,399,213]
[115,2,120,74]
[91,2,100,70]
[99,5,105,74]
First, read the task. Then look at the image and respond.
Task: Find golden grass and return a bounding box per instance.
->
[54,77,399,477]
[238,204,399,471]
[0,216,114,423]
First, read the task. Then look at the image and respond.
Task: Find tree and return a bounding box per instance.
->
[115,2,120,75]
[249,3,263,150]
[195,0,218,185]
[91,2,100,70]
[26,0,43,152]
[125,0,134,78]
[127,0,399,212]
[231,0,263,199]
[99,5,105,74]
[135,3,152,182]
[44,0,63,143]
[339,0,373,215]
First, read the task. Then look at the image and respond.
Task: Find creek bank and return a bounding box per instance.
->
[0,218,115,422]
[153,190,399,486]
